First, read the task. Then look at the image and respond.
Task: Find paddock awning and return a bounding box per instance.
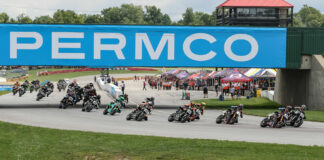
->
[221,70,252,83]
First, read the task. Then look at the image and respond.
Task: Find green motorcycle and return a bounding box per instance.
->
[103,102,121,115]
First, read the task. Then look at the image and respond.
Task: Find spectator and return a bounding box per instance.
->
[94,76,96,82]
[230,86,235,100]
[203,85,208,98]
[121,81,125,94]
[115,81,118,87]
[143,81,147,90]
[215,84,219,96]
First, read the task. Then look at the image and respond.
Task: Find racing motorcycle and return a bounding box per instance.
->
[146,97,155,114]
[179,106,204,123]
[59,92,76,109]
[103,101,121,115]
[260,108,288,128]
[29,83,36,93]
[286,107,306,128]
[216,106,242,124]
[46,85,54,97]
[119,94,129,104]
[36,87,47,101]
[12,86,19,96]
[126,106,148,121]
[168,107,187,122]
[19,85,27,97]
[74,86,84,103]
[82,96,100,112]
[57,80,67,92]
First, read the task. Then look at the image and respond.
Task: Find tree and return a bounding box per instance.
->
[84,14,103,24]
[101,4,144,24]
[120,4,145,24]
[293,14,304,27]
[144,5,170,25]
[33,15,53,24]
[298,5,322,27]
[16,14,32,23]
[53,10,84,24]
[161,14,171,25]
[193,12,212,25]
[0,12,9,23]
[182,8,194,25]
[305,14,322,27]
[101,7,122,24]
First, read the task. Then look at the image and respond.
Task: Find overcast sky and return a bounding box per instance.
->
[0,0,323,21]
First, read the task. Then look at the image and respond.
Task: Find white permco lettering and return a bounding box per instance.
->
[135,33,174,60]
[52,32,84,59]
[224,34,259,62]
[94,33,126,60]
[10,32,43,59]
[183,33,216,61]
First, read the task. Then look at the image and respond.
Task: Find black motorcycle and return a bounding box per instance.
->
[168,107,187,122]
[146,97,155,114]
[286,108,306,127]
[59,92,76,109]
[82,96,100,112]
[36,87,47,101]
[46,86,53,97]
[126,106,148,121]
[216,106,241,125]
[57,80,67,92]
[12,87,18,96]
[19,85,27,97]
[30,84,35,93]
[260,108,288,128]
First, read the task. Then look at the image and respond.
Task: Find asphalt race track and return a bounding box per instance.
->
[0,74,324,146]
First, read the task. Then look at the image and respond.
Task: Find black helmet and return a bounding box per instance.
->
[89,83,94,87]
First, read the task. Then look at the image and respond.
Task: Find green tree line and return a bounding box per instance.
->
[0,4,323,27]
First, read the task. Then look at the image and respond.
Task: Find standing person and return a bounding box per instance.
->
[134,75,137,81]
[215,83,219,97]
[203,85,208,98]
[159,81,162,90]
[121,81,125,95]
[94,76,96,82]
[230,86,235,100]
[143,81,147,90]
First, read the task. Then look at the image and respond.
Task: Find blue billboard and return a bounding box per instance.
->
[0,24,286,68]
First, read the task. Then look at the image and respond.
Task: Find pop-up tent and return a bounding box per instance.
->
[176,71,189,79]
[256,69,277,78]
[214,69,233,78]
[188,73,200,80]
[244,68,263,78]
[221,70,252,83]
[167,69,180,75]
[203,71,217,80]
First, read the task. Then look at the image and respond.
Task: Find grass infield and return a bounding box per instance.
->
[0,121,323,160]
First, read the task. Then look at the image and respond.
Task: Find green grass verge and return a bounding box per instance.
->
[243,109,324,122]
[194,98,279,109]
[0,90,10,96]
[0,121,323,160]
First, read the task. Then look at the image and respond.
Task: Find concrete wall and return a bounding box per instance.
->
[275,55,324,110]
[274,69,308,106]
[307,55,324,110]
